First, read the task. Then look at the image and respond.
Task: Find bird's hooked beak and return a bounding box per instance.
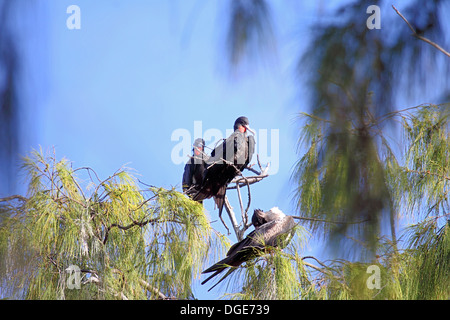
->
[244,125,255,135]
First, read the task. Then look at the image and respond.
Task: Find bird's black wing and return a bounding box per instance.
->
[201,220,279,281]
[193,132,241,212]
[246,134,255,167]
[209,132,238,165]
[203,217,295,277]
[201,227,267,290]
[233,131,247,167]
[202,228,265,274]
[234,132,254,170]
[182,159,193,192]
[183,155,208,198]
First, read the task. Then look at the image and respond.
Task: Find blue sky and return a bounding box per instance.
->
[35,1,303,225]
[36,0,300,191]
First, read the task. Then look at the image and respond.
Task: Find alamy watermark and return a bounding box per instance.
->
[67,5,81,30]
[366,5,381,30]
[171,121,280,175]
[65,4,380,31]
[366,264,381,290]
[65,264,81,290]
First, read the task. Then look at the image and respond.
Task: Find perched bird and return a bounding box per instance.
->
[201,207,296,291]
[193,116,255,219]
[182,138,208,201]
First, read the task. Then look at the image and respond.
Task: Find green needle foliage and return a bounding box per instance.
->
[1,104,448,300]
[292,104,449,300]
[1,148,215,299]
[293,106,392,258]
[401,219,450,299]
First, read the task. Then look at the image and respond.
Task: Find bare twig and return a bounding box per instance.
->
[375,103,433,125]
[218,210,231,235]
[392,5,450,58]
[245,166,261,175]
[241,174,251,223]
[227,174,268,189]
[102,216,183,244]
[302,256,330,269]
[235,181,246,226]
[0,195,28,203]
[302,260,331,276]
[208,153,270,241]
[73,166,102,183]
[228,153,270,189]
[405,168,450,181]
[223,196,242,240]
[137,179,157,189]
[139,279,168,300]
[257,154,270,176]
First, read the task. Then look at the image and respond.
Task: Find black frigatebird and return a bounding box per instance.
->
[201,207,296,291]
[182,138,208,201]
[193,116,255,220]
